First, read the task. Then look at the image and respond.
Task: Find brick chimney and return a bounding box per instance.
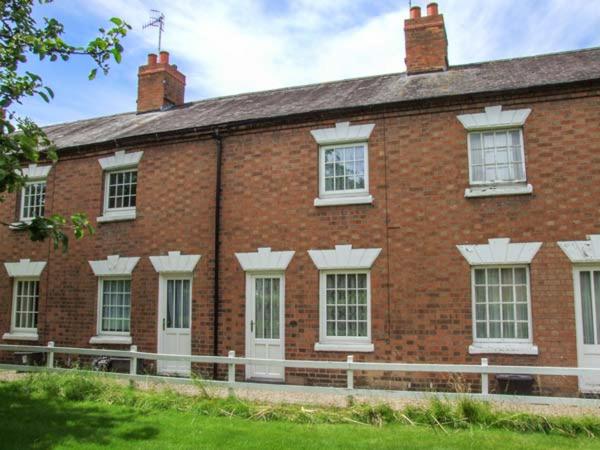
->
[404,3,448,75]
[137,51,186,113]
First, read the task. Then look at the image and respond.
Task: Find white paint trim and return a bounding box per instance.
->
[235,248,295,272]
[469,343,538,355]
[308,245,381,270]
[98,150,143,170]
[88,255,140,277]
[314,195,373,207]
[21,164,52,180]
[89,335,132,345]
[2,332,39,342]
[150,251,201,274]
[465,183,533,198]
[457,105,532,131]
[310,122,375,145]
[558,235,600,264]
[96,210,137,223]
[314,343,374,352]
[4,259,46,278]
[457,238,542,266]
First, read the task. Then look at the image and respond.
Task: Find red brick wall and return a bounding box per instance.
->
[1,86,599,394]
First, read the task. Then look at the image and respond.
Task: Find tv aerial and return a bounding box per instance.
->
[143,10,165,53]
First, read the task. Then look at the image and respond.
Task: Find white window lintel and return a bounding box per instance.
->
[235,247,295,272]
[89,255,140,277]
[21,164,52,180]
[4,259,46,278]
[310,121,375,145]
[558,235,600,264]
[457,238,542,266]
[457,105,532,131]
[98,150,143,171]
[308,245,381,270]
[149,251,202,274]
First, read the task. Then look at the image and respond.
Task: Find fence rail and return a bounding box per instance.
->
[1,342,600,407]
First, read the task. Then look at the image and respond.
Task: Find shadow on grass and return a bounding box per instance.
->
[0,383,159,449]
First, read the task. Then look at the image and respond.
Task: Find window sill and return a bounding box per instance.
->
[314,195,373,207]
[89,335,132,345]
[465,184,533,198]
[3,332,39,341]
[469,342,538,355]
[9,220,32,230]
[96,210,136,223]
[314,342,374,353]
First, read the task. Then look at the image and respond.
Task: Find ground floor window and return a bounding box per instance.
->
[320,270,371,344]
[99,279,131,334]
[472,266,532,341]
[12,279,39,332]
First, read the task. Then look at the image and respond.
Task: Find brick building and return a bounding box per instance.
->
[2,4,600,394]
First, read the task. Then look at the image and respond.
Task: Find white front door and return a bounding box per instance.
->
[574,268,600,392]
[158,276,192,376]
[246,274,285,380]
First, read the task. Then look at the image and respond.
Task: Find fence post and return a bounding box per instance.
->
[46,341,54,369]
[347,355,354,390]
[227,350,236,397]
[130,345,138,376]
[481,358,489,396]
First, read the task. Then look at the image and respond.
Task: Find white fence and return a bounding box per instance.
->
[1,342,600,407]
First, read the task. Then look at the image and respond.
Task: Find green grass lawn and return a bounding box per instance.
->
[1,380,599,450]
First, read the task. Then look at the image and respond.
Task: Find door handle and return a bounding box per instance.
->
[250,320,254,333]
[162,318,166,331]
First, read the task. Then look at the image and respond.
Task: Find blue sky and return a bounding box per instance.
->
[13,0,600,126]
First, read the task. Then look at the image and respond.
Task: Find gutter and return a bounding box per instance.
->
[211,129,223,379]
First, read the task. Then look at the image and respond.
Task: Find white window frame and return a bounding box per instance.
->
[6,277,40,340]
[93,277,133,343]
[19,180,46,221]
[318,142,370,199]
[316,269,373,352]
[466,128,527,186]
[97,150,142,223]
[101,168,138,220]
[470,265,533,344]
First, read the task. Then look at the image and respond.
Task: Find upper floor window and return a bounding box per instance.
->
[97,150,143,223]
[469,129,525,185]
[20,182,46,221]
[18,164,51,222]
[105,169,137,211]
[310,122,375,207]
[457,106,532,198]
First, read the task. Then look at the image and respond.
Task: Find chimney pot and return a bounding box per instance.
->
[147,53,157,65]
[159,51,170,64]
[410,6,421,19]
[427,2,439,16]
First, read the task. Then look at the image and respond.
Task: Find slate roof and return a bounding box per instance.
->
[45,47,600,150]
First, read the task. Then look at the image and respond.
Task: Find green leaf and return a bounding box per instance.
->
[111,48,122,63]
[110,17,123,26]
[88,68,97,80]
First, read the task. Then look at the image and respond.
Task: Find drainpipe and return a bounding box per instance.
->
[212,129,223,379]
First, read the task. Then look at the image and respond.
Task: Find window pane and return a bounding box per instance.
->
[101,279,131,333]
[487,269,499,284]
[470,129,524,183]
[474,269,486,285]
[106,170,137,211]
